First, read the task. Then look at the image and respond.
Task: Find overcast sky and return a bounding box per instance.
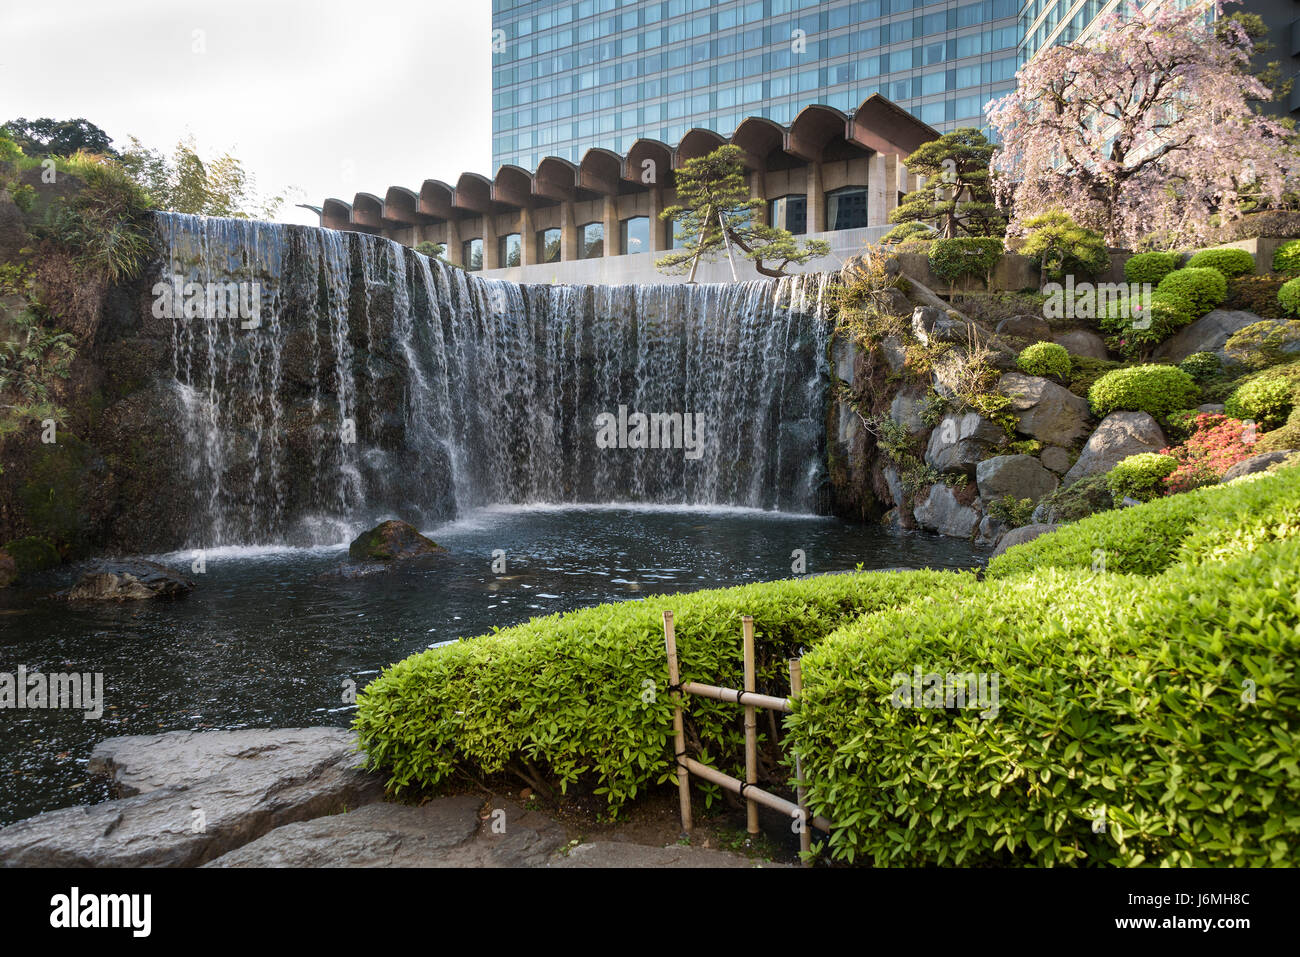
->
[0,0,493,225]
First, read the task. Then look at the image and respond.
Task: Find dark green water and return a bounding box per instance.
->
[0,506,986,825]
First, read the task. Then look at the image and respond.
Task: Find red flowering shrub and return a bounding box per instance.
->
[1160,413,1258,494]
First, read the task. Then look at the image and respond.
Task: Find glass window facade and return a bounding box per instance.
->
[463,238,484,271]
[769,194,807,234]
[621,215,652,254]
[499,232,523,267]
[826,185,869,230]
[492,0,1022,173]
[538,227,562,262]
[581,221,605,258]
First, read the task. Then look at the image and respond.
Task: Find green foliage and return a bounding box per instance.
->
[988,464,1300,578]
[0,536,60,575]
[0,308,76,436]
[353,569,973,810]
[1155,268,1228,317]
[1036,472,1114,523]
[1224,319,1300,370]
[1122,252,1179,285]
[985,494,1036,528]
[1106,453,1177,503]
[0,129,23,164]
[1067,355,1127,398]
[927,237,1004,285]
[1020,211,1109,284]
[830,253,909,347]
[1017,341,1071,380]
[1088,364,1200,419]
[793,532,1300,865]
[0,117,115,158]
[886,128,1005,240]
[117,135,285,220]
[1225,275,1287,319]
[880,221,935,245]
[1278,277,1300,317]
[657,145,827,278]
[1178,351,1221,381]
[1185,247,1255,278]
[1271,239,1300,276]
[1225,376,1295,429]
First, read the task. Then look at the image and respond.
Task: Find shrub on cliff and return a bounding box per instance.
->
[1160,413,1258,494]
[1185,247,1255,278]
[1106,452,1177,502]
[1279,277,1300,318]
[1017,341,1071,380]
[1225,375,1295,430]
[1272,239,1300,276]
[1123,251,1179,285]
[1088,364,1200,419]
[1156,267,1228,317]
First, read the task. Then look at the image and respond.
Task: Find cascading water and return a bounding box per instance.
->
[155,212,834,547]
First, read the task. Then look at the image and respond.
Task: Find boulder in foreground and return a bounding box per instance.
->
[62,559,194,601]
[348,520,445,562]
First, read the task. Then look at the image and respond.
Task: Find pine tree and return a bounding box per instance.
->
[884,128,1005,242]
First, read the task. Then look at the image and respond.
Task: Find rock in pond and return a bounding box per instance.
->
[61,559,194,601]
[347,520,445,562]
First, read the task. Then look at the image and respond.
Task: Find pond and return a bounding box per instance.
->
[0,505,987,825]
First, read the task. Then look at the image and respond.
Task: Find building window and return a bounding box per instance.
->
[826,186,869,231]
[580,222,604,259]
[769,194,807,235]
[462,238,484,271]
[499,233,522,267]
[621,216,650,255]
[538,228,561,263]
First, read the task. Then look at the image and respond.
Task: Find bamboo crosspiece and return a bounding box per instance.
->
[661,609,831,858]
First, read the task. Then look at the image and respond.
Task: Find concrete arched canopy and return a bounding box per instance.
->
[419,180,454,220]
[533,156,579,201]
[731,117,787,170]
[453,172,494,214]
[622,138,672,186]
[579,148,622,195]
[674,128,727,168]
[321,198,353,231]
[785,104,850,162]
[383,186,421,225]
[491,165,533,208]
[351,192,384,233]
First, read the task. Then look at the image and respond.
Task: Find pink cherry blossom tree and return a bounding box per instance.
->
[988,0,1300,249]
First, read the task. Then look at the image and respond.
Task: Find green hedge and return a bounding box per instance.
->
[1178,351,1220,381]
[1186,247,1255,279]
[791,537,1300,865]
[1017,341,1071,379]
[987,464,1300,578]
[1278,277,1300,318]
[1106,452,1177,502]
[1123,251,1179,285]
[1225,376,1295,429]
[1272,239,1300,276]
[1087,364,1200,419]
[1156,267,1228,317]
[928,237,1004,284]
[353,569,973,809]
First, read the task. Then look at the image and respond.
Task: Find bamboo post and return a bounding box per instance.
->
[663,610,693,834]
[789,658,811,861]
[742,615,758,835]
[718,209,739,282]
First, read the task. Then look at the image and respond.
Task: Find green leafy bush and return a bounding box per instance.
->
[1087,364,1200,419]
[988,463,1300,578]
[1095,291,1194,359]
[1106,452,1177,502]
[1019,211,1109,283]
[353,569,973,810]
[1271,239,1300,276]
[1067,356,1127,397]
[1179,351,1221,381]
[1036,472,1114,523]
[1156,268,1228,317]
[1123,251,1179,285]
[1225,275,1287,319]
[1225,376,1295,429]
[927,237,1004,285]
[1224,319,1300,371]
[1185,247,1255,278]
[985,494,1036,528]
[1017,341,1071,380]
[1278,277,1300,318]
[793,535,1300,865]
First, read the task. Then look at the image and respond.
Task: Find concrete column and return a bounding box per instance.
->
[648,186,665,253]
[806,161,825,233]
[868,153,888,227]
[602,194,619,256]
[883,153,901,222]
[445,218,463,267]
[749,170,767,226]
[482,215,499,270]
[518,206,535,267]
[561,201,578,261]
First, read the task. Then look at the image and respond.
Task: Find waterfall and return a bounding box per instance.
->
[154,213,834,547]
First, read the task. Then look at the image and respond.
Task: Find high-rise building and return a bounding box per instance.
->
[491,0,1021,175]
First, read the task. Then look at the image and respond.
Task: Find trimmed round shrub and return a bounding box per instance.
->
[1106,452,1177,502]
[1123,251,1179,285]
[1178,351,1220,381]
[1271,239,1300,276]
[1225,376,1295,429]
[1088,364,1200,419]
[1156,267,1228,317]
[1186,247,1255,279]
[1278,277,1300,318]
[1017,341,1071,380]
